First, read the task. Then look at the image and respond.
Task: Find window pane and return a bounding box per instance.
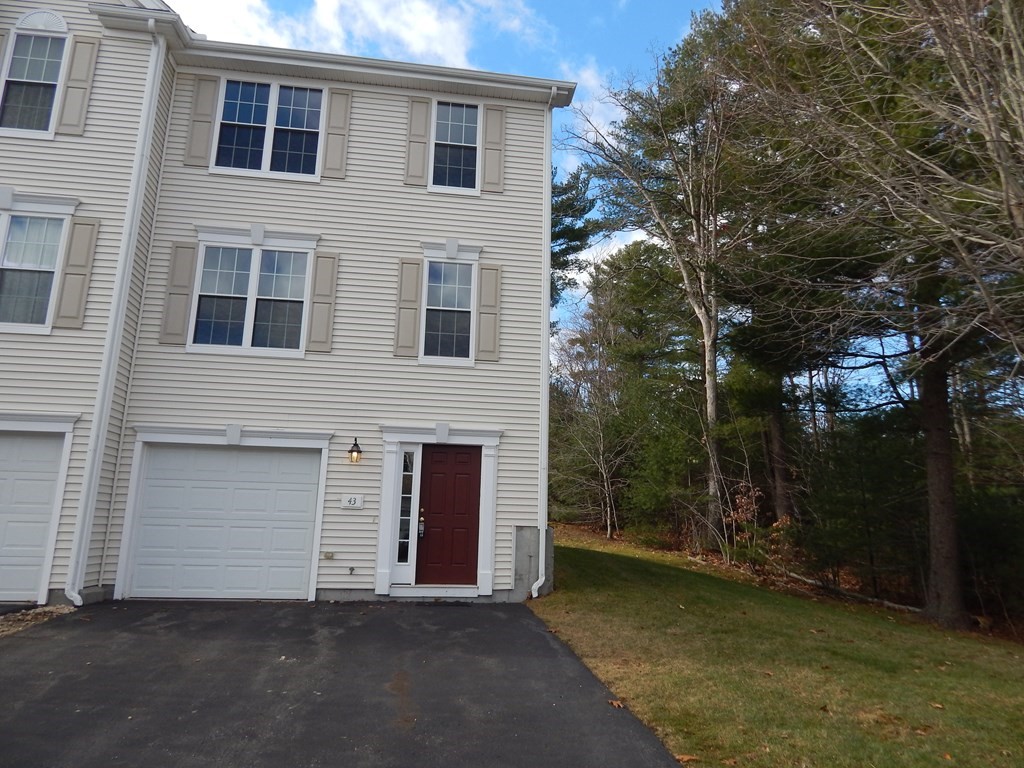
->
[223,81,269,125]
[397,541,409,563]
[424,308,470,358]
[252,298,303,349]
[0,268,53,324]
[9,35,64,83]
[276,86,322,130]
[200,247,251,296]
[258,250,307,298]
[2,216,63,269]
[402,452,414,473]
[0,81,57,131]
[432,145,477,189]
[215,124,266,170]
[269,128,319,175]
[192,295,246,345]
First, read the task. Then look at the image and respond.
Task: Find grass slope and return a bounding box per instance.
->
[529,528,1024,767]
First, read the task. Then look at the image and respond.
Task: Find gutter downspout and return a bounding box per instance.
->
[531,85,558,598]
[65,19,166,606]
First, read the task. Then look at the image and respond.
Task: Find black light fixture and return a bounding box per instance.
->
[348,438,363,463]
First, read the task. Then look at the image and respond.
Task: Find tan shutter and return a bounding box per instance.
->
[475,264,501,361]
[159,243,199,345]
[184,76,220,167]
[322,89,352,179]
[306,251,338,352]
[480,106,506,193]
[55,37,100,136]
[404,97,431,186]
[0,32,8,69]
[394,258,422,356]
[51,217,99,329]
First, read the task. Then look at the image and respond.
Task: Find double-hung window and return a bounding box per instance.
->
[214,80,323,176]
[423,260,473,358]
[191,241,311,351]
[0,30,66,132]
[0,214,66,326]
[431,102,479,190]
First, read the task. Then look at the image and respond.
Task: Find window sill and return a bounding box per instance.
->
[0,322,52,335]
[185,343,306,359]
[416,355,475,368]
[0,127,56,141]
[426,184,481,197]
[206,166,323,184]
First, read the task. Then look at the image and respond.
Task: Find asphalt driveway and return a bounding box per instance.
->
[0,601,679,767]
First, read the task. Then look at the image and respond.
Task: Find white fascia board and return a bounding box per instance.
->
[175,45,576,107]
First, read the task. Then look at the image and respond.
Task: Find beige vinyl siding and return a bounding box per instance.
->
[108,73,548,591]
[0,2,154,590]
[87,53,177,588]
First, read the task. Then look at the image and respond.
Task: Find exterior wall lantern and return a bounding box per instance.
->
[348,438,363,463]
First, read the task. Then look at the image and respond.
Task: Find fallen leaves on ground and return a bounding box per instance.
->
[675,755,700,763]
[0,605,75,638]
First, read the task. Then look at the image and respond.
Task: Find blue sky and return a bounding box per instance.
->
[169,0,717,138]
[167,0,719,313]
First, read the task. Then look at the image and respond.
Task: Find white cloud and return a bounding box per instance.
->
[169,0,550,69]
[170,0,296,48]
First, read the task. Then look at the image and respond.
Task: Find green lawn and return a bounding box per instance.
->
[529,527,1024,767]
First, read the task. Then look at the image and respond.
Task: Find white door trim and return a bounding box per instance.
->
[0,412,78,604]
[115,425,332,601]
[375,423,500,597]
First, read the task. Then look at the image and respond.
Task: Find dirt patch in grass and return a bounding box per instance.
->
[0,605,75,638]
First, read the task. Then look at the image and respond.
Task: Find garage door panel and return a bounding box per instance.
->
[1,433,63,602]
[1,520,50,555]
[127,446,320,600]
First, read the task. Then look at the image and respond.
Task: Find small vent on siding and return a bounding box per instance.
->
[17,10,68,32]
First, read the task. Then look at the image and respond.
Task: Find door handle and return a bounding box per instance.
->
[418,514,426,539]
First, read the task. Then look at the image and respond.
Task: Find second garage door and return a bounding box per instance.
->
[126,444,321,600]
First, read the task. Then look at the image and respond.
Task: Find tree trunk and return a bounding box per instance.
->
[766,405,794,523]
[919,358,969,629]
[700,314,723,545]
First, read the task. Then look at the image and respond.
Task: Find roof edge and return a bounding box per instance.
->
[89,4,575,107]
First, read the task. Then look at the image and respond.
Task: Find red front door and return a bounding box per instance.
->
[415,444,481,585]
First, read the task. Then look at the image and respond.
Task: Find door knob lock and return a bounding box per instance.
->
[418,515,425,539]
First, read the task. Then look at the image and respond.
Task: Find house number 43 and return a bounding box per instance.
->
[342,494,364,509]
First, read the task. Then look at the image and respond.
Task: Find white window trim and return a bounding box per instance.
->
[209,76,327,182]
[375,423,501,597]
[0,411,79,604]
[186,224,318,358]
[0,12,70,140]
[426,99,482,196]
[418,238,480,366]
[115,424,333,601]
[0,204,71,334]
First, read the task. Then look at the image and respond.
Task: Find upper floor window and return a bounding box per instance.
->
[431,102,478,190]
[0,11,68,132]
[0,214,65,324]
[215,80,323,176]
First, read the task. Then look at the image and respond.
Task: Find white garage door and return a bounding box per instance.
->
[127,445,321,600]
[0,432,63,602]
